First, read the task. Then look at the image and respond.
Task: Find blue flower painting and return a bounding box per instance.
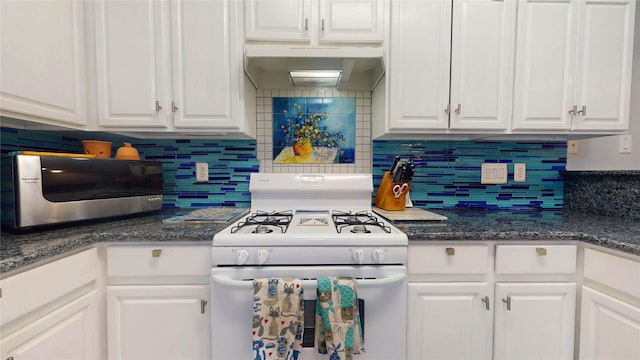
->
[273,97,356,164]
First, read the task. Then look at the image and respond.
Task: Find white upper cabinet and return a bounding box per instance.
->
[92,0,253,136]
[513,0,635,131]
[387,0,514,133]
[94,0,168,128]
[0,0,87,128]
[244,0,385,44]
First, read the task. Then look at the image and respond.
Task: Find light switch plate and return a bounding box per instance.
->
[619,134,632,154]
[195,162,208,182]
[514,163,526,182]
[568,140,578,154]
[481,163,508,184]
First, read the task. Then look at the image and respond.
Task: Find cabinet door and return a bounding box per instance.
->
[512,0,578,130]
[319,0,384,43]
[94,0,168,128]
[407,282,493,360]
[494,283,576,360]
[170,0,236,128]
[388,0,451,131]
[572,0,635,131]
[244,0,311,42]
[1,291,99,360]
[449,0,514,130]
[0,0,87,127]
[579,286,640,360]
[107,285,210,360]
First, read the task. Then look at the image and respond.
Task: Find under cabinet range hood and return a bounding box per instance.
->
[243,45,385,90]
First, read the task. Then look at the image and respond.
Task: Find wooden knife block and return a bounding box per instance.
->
[374,172,410,211]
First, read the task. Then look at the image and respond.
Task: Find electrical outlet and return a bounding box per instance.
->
[514,163,526,182]
[481,163,508,184]
[195,162,208,182]
[568,140,579,154]
[619,134,632,154]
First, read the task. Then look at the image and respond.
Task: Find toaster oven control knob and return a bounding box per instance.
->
[372,248,385,263]
[352,248,366,264]
[257,249,270,265]
[236,249,249,265]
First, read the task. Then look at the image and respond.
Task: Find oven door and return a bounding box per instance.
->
[210,265,407,359]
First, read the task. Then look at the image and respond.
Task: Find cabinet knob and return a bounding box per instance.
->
[151,249,162,257]
[454,104,461,114]
[444,104,451,115]
[321,19,325,31]
[502,296,512,311]
[445,247,455,256]
[155,100,162,112]
[536,247,547,256]
[568,105,577,116]
[481,295,490,311]
[304,18,308,30]
[201,299,208,314]
[577,105,587,116]
[171,101,178,113]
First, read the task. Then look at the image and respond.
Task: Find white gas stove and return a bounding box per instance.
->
[210,173,408,359]
[211,173,408,266]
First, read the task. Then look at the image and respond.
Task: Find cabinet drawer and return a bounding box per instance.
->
[0,248,97,326]
[584,248,640,299]
[107,246,210,278]
[495,245,576,274]
[408,245,489,274]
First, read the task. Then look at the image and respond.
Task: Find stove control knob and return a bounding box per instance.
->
[236,249,249,265]
[257,249,270,265]
[352,248,366,264]
[372,248,385,263]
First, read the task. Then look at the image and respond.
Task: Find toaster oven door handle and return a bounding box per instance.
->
[212,272,406,289]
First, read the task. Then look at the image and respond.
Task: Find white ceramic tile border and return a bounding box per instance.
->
[256,88,372,174]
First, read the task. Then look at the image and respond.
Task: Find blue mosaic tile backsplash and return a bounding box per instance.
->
[0,126,258,208]
[1,125,566,209]
[373,140,567,209]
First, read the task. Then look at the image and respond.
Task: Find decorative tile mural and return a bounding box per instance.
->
[272,97,355,164]
[373,140,567,209]
[255,89,372,173]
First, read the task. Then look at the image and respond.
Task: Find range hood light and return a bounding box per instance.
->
[288,70,342,87]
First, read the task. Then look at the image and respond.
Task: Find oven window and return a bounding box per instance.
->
[302,299,365,348]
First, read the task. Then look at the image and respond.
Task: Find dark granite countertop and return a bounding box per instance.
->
[1,208,639,276]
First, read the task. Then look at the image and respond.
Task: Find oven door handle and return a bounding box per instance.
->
[212,272,406,289]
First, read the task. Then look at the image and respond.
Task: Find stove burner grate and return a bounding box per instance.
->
[332,210,391,234]
[231,210,293,234]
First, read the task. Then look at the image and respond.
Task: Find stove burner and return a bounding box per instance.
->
[231,210,293,234]
[332,210,391,234]
[350,225,371,234]
[252,225,273,234]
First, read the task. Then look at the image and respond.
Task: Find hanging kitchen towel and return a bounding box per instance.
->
[315,277,365,360]
[252,278,304,360]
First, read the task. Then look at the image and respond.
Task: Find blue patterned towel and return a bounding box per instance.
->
[252,278,304,360]
[316,277,365,360]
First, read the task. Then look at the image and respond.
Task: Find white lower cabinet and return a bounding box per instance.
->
[407,282,492,359]
[579,248,640,360]
[493,283,576,360]
[1,290,99,360]
[107,285,209,360]
[105,245,211,360]
[407,244,577,360]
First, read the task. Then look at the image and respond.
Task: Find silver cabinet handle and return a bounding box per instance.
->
[304,18,308,30]
[152,249,162,257]
[502,296,511,311]
[445,247,455,256]
[568,105,577,115]
[155,100,162,112]
[172,101,178,113]
[454,104,461,114]
[536,247,547,256]
[481,296,490,310]
[201,299,208,314]
[444,104,451,115]
[322,19,325,31]
[577,105,587,116]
